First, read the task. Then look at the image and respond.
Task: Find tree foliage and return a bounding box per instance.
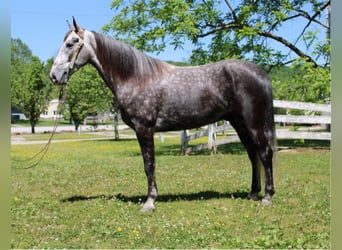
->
[104,0,330,68]
[64,65,115,131]
[11,38,51,133]
[271,59,330,103]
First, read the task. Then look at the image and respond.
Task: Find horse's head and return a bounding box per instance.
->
[50,17,90,85]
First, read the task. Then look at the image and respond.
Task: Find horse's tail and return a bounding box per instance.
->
[267,91,277,162]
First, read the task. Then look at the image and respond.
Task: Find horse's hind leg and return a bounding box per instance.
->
[229,117,275,204]
[247,127,275,205]
[255,129,275,205]
[229,120,261,200]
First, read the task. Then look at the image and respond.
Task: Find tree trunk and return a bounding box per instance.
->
[30,120,36,134]
[113,110,119,141]
[75,121,80,132]
[112,99,120,141]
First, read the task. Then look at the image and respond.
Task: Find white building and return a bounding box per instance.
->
[40,99,62,120]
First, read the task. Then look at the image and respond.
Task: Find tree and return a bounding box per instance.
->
[65,65,116,132]
[103,0,330,68]
[270,59,330,104]
[11,38,33,64]
[11,38,51,133]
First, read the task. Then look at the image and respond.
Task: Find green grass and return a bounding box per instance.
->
[11,135,330,249]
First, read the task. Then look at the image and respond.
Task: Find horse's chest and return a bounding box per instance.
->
[117,86,161,124]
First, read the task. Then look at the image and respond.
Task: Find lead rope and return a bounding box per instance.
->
[12,86,67,169]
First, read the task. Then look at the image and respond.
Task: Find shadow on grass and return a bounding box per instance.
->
[60,190,252,204]
[277,139,330,149]
[98,138,138,143]
[156,139,330,156]
[95,138,330,157]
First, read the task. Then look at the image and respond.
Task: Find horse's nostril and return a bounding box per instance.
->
[50,73,57,83]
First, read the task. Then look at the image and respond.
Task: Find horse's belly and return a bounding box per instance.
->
[154,87,231,131]
[155,106,226,132]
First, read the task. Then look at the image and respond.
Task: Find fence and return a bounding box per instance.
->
[181,100,331,155]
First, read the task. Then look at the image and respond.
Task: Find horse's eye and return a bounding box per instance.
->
[72,37,79,43]
[66,42,74,48]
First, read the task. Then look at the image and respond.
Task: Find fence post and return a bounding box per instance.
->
[208,124,217,155]
[181,130,188,155]
[158,133,164,143]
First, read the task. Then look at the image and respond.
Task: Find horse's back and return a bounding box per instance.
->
[222,59,271,89]
[176,59,272,98]
[220,59,273,107]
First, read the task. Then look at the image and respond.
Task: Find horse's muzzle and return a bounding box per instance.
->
[50,70,68,85]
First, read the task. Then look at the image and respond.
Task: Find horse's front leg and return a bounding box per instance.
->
[136,127,158,212]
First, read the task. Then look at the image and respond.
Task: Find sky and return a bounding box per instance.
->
[11,0,327,64]
[11,0,194,63]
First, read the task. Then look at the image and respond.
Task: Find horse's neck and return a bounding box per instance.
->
[88,31,172,95]
[91,62,116,93]
[87,32,119,92]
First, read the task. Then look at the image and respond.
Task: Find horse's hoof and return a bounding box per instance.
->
[248,193,259,201]
[140,200,155,212]
[261,197,273,205]
[140,205,155,212]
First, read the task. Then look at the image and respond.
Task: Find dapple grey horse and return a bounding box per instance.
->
[50,17,276,212]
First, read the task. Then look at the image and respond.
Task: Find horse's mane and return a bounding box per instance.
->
[92,31,168,85]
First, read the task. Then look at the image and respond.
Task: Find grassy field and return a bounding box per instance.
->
[11,133,330,249]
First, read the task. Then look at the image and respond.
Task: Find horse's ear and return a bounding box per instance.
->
[66,20,73,30]
[72,16,81,33]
